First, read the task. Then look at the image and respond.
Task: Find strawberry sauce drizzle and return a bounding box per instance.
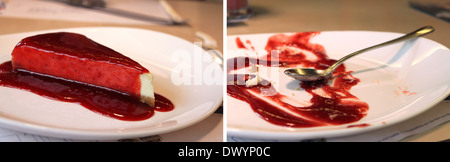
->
[227,32,369,127]
[0,61,173,121]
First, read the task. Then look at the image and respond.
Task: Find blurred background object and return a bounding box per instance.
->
[1,0,178,25]
[227,0,252,24]
[409,0,450,22]
[66,0,106,8]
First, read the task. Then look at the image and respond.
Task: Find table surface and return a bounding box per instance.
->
[228,0,449,48]
[227,0,450,142]
[0,0,223,52]
[0,0,223,142]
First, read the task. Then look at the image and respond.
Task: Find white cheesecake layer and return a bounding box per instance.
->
[140,73,155,106]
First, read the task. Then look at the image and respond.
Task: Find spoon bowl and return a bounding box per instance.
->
[284,68,330,82]
[284,26,435,82]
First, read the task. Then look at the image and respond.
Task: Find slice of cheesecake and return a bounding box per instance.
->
[11,32,155,106]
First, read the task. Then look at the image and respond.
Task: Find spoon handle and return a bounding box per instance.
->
[329,26,435,72]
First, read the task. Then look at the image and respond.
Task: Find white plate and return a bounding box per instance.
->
[227,31,450,140]
[0,27,223,140]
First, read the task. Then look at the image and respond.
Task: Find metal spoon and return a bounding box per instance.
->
[284,26,435,82]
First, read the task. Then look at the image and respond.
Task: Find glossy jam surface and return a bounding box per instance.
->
[227,32,369,127]
[0,61,173,121]
[16,32,148,72]
[11,32,150,97]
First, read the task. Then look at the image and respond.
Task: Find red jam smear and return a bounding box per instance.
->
[228,32,369,127]
[0,61,173,121]
[17,32,149,73]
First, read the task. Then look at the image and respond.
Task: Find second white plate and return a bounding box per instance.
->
[227,31,450,140]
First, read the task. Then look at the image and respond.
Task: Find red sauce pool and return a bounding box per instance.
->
[0,61,174,121]
[227,32,369,127]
